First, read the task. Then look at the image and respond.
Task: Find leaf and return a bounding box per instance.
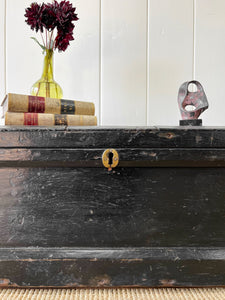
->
[30,37,46,53]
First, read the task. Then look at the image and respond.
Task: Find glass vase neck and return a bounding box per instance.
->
[30,48,63,99]
[41,49,54,82]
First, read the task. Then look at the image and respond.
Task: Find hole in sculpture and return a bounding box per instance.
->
[185,105,196,111]
[188,83,198,92]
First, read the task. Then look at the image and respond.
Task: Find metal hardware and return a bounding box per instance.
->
[102,149,119,171]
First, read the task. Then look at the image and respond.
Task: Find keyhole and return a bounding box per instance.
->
[102,148,119,170]
[108,152,114,166]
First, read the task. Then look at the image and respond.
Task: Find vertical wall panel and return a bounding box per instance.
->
[0,0,5,124]
[56,0,100,121]
[148,0,194,126]
[6,0,100,122]
[6,0,44,95]
[0,0,5,101]
[195,0,225,126]
[101,0,148,126]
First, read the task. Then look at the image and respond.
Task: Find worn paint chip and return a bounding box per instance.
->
[160,279,176,287]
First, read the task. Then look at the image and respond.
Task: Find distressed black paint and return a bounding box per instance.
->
[0,127,224,287]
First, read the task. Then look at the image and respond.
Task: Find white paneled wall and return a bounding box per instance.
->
[56,0,100,122]
[101,0,147,126]
[148,0,194,126]
[195,0,225,125]
[1,0,225,126]
[0,0,5,102]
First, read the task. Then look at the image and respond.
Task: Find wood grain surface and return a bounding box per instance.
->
[0,127,224,287]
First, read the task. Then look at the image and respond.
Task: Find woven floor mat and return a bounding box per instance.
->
[0,288,225,300]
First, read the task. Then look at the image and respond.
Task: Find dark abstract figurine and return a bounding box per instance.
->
[178,80,209,126]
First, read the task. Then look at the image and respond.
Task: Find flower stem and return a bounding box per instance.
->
[50,31,54,49]
[40,32,45,48]
[45,29,48,49]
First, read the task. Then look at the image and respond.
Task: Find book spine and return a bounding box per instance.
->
[7,94,95,116]
[5,112,97,126]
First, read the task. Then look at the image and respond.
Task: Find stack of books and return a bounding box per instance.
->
[1,93,97,126]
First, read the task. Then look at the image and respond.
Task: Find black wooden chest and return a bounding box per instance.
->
[0,126,224,287]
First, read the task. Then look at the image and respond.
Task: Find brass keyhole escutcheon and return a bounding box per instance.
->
[102,149,119,170]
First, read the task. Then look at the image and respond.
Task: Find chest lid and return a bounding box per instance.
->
[0,126,224,167]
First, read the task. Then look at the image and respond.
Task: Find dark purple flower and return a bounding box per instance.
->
[41,3,58,31]
[54,1,79,24]
[55,31,74,51]
[25,1,79,51]
[25,3,45,32]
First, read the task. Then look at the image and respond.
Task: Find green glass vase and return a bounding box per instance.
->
[31,49,63,99]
